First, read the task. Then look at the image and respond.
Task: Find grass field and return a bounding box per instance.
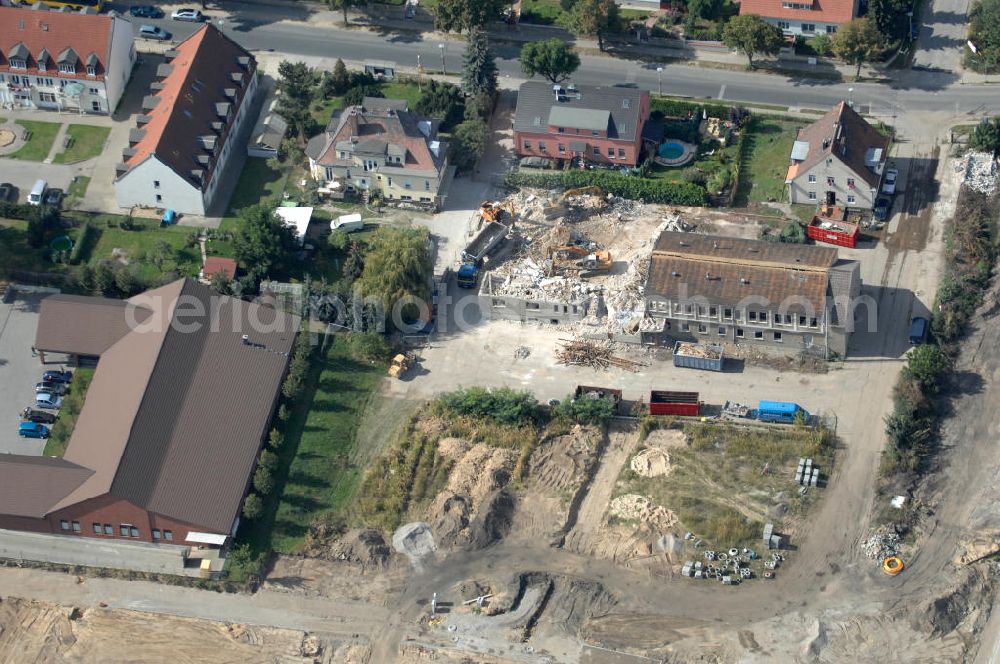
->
[9,120,61,161]
[735,117,805,205]
[236,336,385,556]
[219,158,288,233]
[88,222,201,281]
[616,421,833,549]
[64,175,91,209]
[42,368,95,457]
[53,125,111,164]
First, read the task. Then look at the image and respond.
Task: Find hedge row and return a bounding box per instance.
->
[505,170,707,206]
[0,200,36,220]
[651,97,732,121]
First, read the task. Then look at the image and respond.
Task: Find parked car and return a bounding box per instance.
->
[35,381,67,396]
[909,317,929,345]
[873,196,892,221]
[42,369,73,384]
[171,8,203,21]
[519,156,554,169]
[139,24,171,40]
[130,5,163,18]
[35,393,63,409]
[43,188,62,207]
[881,168,898,195]
[0,182,15,202]
[18,422,50,439]
[20,407,57,424]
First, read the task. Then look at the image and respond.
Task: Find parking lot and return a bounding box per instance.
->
[0,293,52,455]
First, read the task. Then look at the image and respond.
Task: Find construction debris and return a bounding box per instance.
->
[862,524,901,560]
[555,339,646,372]
[959,151,998,195]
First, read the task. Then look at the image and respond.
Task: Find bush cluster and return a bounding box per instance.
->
[437,386,540,426]
[505,170,706,206]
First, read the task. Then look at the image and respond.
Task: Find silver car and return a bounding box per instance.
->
[171,8,203,21]
[35,393,63,410]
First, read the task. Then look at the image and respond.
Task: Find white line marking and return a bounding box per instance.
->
[717,85,726,100]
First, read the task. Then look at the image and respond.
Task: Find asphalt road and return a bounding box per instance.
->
[120,2,1000,117]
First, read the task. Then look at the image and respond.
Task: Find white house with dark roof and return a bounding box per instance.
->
[0,4,135,114]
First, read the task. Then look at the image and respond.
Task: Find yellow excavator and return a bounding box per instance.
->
[548,244,612,277]
[479,200,515,223]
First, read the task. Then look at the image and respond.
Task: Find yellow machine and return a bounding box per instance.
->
[479,200,515,223]
[388,353,415,379]
[548,244,612,277]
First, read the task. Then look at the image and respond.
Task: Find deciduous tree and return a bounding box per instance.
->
[567,0,619,51]
[831,17,882,79]
[414,79,465,131]
[449,118,489,173]
[357,226,433,327]
[233,204,297,284]
[721,14,784,69]
[434,0,506,33]
[242,494,263,519]
[519,39,581,84]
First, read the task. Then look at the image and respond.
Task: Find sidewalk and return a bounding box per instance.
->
[228,0,883,81]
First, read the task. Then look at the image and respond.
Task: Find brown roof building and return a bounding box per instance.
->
[785,102,890,210]
[305,97,453,209]
[114,24,258,216]
[0,4,136,114]
[3,279,299,549]
[644,231,861,357]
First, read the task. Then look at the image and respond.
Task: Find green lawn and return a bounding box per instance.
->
[518,0,649,28]
[8,120,61,161]
[735,117,805,206]
[64,175,91,208]
[88,221,201,281]
[236,336,385,556]
[53,125,111,164]
[42,368,95,457]
[219,157,288,233]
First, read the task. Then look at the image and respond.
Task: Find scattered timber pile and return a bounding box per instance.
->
[555,339,646,372]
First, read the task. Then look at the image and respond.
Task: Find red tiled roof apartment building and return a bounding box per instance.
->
[114,24,258,216]
[738,0,859,36]
[0,4,136,114]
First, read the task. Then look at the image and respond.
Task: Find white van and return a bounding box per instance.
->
[27,179,46,206]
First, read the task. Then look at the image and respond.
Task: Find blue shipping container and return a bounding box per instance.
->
[757,401,809,424]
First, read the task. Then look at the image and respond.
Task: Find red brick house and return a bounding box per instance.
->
[513,82,653,167]
[0,279,299,552]
[738,0,859,37]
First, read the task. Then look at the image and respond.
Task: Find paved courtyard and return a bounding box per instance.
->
[0,293,50,456]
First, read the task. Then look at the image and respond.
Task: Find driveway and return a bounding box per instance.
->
[0,161,79,204]
[0,293,48,456]
[911,0,971,73]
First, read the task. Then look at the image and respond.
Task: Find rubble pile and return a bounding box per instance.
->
[861,524,901,560]
[657,212,694,234]
[555,339,646,372]
[960,151,998,195]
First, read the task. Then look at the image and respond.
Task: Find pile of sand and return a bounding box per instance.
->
[609,494,678,531]
[445,443,516,503]
[437,437,471,460]
[630,448,672,477]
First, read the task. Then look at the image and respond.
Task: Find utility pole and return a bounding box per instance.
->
[657,66,663,95]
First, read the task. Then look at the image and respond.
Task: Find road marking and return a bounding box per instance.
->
[717,85,726,100]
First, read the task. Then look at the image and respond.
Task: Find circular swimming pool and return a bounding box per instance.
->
[50,235,73,253]
[658,140,686,160]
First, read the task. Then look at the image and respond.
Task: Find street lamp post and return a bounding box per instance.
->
[906,11,913,41]
[848,87,854,107]
[656,66,663,95]
[438,43,445,75]
[416,54,422,90]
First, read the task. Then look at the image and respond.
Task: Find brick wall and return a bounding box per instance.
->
[45,494,208,545]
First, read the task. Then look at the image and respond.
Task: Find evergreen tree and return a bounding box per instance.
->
[461,28,498,97]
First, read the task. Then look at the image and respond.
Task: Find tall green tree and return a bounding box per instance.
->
[462,28,498,97]
[519,39,581,84]
[721,14,784,69]
[870,0,913,42]
[567,0,619,51]
[358,226,433,326]
[276,61,319,140]
[232,204,297,284]
[831,18,882,79]
[415,79,465,131]
[435,0,506,33]
[970,116,1000,154]
[688,0,724,21]
[449,118,489,173]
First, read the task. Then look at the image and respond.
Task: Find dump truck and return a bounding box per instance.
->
[388,352,415,379]
[457,218,513,288]
[672,341,724,372]
[649,390,701,416]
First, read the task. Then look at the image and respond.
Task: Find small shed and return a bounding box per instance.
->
[201,256,237,283]
[364,60,396,80]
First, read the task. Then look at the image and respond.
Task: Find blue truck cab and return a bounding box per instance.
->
[908,317,929,345]
[755,400,809,424]
[456,263,478,289]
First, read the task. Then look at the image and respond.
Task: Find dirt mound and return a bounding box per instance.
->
[436,436,471,459]
[415,415,449,438]
[643,428,688,450]
[630,448,672,477]
[527,427,599,492]
[392,522,436,568]
[465,489,516,549]
[609,494,678,531]
[445,443,517,503]
[429,494,471,544]
[329,529,392,567]
[913,568,993,637]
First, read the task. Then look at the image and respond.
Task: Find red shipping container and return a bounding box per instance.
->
[649,390,701,416]
[807,210,859,249]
